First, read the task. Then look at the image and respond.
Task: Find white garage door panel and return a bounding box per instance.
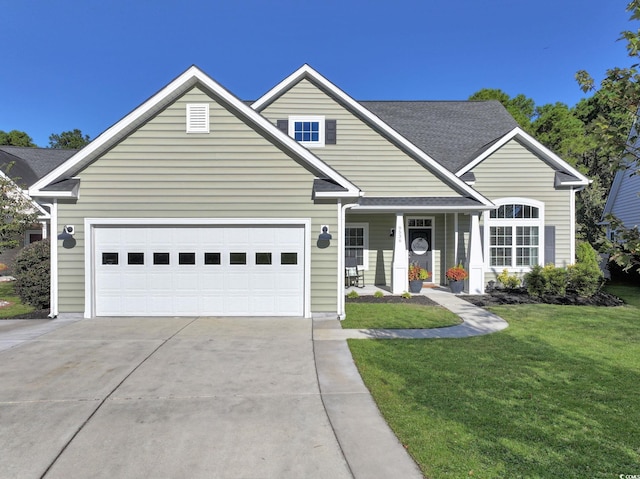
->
[94,225,305,316]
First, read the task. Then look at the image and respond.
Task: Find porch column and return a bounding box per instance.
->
[468,212,484,294]
[392,212,408,294]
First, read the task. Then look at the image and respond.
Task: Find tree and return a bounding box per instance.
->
[0,164,39,253]
[575,0,640,273]
[48,129,90,149]
[0,130,36,147]
[531,102,589,167]
[468,88,536,132]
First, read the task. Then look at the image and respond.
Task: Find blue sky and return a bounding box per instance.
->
[0,0,634,147]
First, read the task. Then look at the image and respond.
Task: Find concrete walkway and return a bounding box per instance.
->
[314,287,509,340]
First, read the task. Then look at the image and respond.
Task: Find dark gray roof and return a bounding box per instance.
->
[0,146,77,187]
[313,178,348,193]
[358,101,518,173]
[40,178,80,193]
[357,197,484,208]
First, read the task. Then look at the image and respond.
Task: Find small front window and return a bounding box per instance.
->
[345,223,369,269]
[288,115,325,147]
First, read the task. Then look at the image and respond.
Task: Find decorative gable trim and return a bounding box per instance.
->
[252,64,493,207]
[457,127,590,186]
[29,65,360,199]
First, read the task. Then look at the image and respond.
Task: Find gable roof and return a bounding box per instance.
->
[29,66,360,199]
[252,64,494,207]
[358,101,518,173]
[0,146,77,188]
[457,127,590,186]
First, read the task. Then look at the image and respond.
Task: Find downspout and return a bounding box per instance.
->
[338,201,357,320]
[41,201,58,318]
[571,186,586,263]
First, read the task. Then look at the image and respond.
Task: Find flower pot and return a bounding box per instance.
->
[409,280,423,293]
[449,280,464,294]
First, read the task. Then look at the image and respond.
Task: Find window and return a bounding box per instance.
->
[178,253,196,265]
[288,116,325,147]
[281,252,298,265]
[204,252,221,265]
[102,253,119,265]
[153,253,170,265]
[186,103,209,133]
[128,253,144,265]
[486,200,543,269]
[345,223,369,269]
[256,252,272,265]
[230,252,246,265]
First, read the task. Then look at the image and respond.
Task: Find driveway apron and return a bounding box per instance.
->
[0,317,352,479]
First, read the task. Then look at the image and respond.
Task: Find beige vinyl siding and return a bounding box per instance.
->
[56,86,338,315]
[470,139,574,281]
[261,79,462,197]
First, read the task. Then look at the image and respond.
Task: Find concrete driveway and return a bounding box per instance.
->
[0,317,422,479]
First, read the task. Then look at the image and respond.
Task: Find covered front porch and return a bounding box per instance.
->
[342,208,486,297]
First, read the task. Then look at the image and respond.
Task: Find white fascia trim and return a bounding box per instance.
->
[31,66,359,198]
[348,205,494,212]
[602,169,625,216]
[83,217,312,319]
[252,64,492,207]
[314,191,361,199]
[457,127,591,186]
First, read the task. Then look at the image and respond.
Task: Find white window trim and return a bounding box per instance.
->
[288,115,325,148]
[186,103,210,133]
[484,198,545,272]
[345,222,369,270]
[24,229,43,246]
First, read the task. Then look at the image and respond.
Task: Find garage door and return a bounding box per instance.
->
[93,225,305,316]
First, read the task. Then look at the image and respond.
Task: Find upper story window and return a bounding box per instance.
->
[186,103,210,133]
[486,199,544,269]
[288,116,325,147]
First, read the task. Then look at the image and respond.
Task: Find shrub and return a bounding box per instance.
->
[401,291,412,299]
[544,264,568,296]
[373,290,384,298]
[567,242,604,298]
[524,264,546,297]
[346,290,359,299]
[13,241,50,309]
[497,269,520,289]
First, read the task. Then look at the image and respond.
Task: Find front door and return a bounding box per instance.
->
[407,218,433,281]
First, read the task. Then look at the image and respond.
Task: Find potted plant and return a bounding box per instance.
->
[446,263,468,294]
[408,263,430,293]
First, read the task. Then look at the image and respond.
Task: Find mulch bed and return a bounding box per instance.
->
[346,295,440,306]
[1,309,51,320]
[462,288,625,307]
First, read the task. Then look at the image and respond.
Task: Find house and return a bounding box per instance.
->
[0,146,77,271]
[602,158,640,234]
[26,65,589,319]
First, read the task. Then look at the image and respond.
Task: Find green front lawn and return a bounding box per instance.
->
[342,303,462,329]
[348,283,640,478]
[0,281,35,319]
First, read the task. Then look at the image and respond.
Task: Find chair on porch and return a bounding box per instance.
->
[345,257,365,288]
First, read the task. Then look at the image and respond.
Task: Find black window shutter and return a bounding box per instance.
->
[276,119,288,134]
[325,119,337,144]
[544,225,555,265]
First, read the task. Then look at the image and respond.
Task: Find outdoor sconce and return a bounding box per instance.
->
[390,228,395,237]
[64,225,75,236]
[318,225,332,241]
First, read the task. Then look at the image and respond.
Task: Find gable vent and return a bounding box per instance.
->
[186,103,210,133]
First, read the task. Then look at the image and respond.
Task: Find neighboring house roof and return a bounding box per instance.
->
[30,66,360,199]
[358,101,518,173]
[0,146,77,188]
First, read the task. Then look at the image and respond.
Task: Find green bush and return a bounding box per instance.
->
[373,290,384,298]
[544,264,568,296]
[525,264,568,297]
[13,241,50,309]
[524,265,546,297]
[346,290,359,299]
[567,242,604,298]
[497,269,520,289]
